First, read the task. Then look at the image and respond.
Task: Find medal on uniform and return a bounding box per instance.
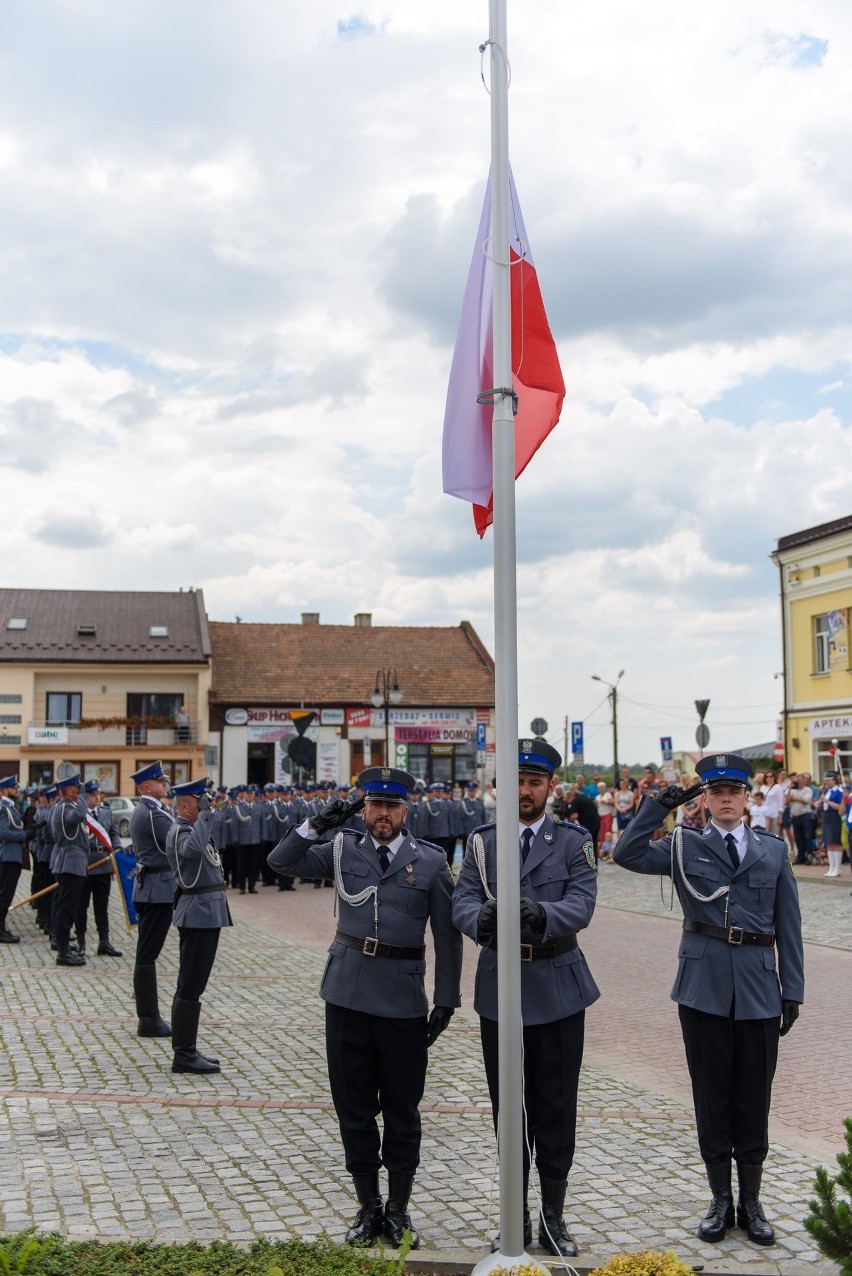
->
[405,863,416,886]
[544,831,553,843]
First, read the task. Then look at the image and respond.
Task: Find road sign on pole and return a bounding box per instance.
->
[695,723,710,749]
[660,736,673,763]
[530,717,548,736]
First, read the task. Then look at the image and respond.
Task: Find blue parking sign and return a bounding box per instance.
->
[476,722,487,750]
[571,721,584,754]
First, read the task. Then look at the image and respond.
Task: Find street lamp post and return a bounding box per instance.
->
[591,670,625,787]
[371,668,403,767]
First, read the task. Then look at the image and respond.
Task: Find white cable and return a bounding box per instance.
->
[478,38,512,93]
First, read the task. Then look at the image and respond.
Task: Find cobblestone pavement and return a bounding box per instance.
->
[0,867,846,1270]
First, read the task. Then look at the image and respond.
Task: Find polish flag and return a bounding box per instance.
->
[442,169,565,537]
[86,814,114,853]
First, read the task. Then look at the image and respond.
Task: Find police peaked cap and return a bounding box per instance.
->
[172,777,210,799]
[696,753,754,789]
[518,738,562,775]
[358,766,416,803]
[130,760,167,785]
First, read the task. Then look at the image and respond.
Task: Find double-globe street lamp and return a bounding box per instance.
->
[371,668,403,768]
[591,669,625,787]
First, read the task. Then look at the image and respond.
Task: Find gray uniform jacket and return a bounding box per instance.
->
[49,797,90,875]
[460,796,486,838]
[87,803,121,874]
[612,795,805,1019]
[130,796,176,904]
[424,799,450,841]
[0,799,27,863]
[165,811,232,930]
[249,801,264,844]
[233,801,252,846]
[33,807,54,865]
[269,825,463,1019]
[452,817,601,1027]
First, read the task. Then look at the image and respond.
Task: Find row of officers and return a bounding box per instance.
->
[0,744,804,1261]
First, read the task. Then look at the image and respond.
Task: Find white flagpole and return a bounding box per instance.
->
[478,0,529,1268]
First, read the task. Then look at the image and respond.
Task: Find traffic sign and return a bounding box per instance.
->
[660,736,673,763]
[476,722,487,750]
[773,742,784,763]
[530,717,548,736]
[571,721,584,755]
[695,723,710,748]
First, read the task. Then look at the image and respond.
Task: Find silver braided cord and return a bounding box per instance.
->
[473,831,495,901]
[332,831,379,933]
[671,824,730,903]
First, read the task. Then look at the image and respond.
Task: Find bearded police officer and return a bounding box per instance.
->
[268,766,462,1251]
[165,778,231,1075]
[452,739,600,1258]
[130,761,176,1037]
[0,777,27,944]
[613,753,804,1246]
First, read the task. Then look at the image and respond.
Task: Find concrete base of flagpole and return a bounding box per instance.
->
[471,1250,546,1274]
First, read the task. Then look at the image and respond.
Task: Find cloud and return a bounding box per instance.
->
[33,512,114,550]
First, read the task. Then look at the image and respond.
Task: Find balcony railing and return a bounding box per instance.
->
[28,720,203,747]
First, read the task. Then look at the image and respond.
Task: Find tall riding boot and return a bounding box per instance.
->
[133,964,171,1037]
[538,1175,578,1257]
[171,998,220,1074]
[491,1170,531,1252]
[344,1172,384,1246]
[698,1162,734,1241]
[384,1171,420,1249]
[736,1162,775,1245]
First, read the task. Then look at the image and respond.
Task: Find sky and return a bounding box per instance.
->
[1,0,851,768]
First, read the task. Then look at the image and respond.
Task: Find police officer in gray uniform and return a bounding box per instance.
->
[74,780,123,958]
[130,761,176,1037]
[613,753,805,1246]
[165,778,231,1075]
[268,766,463,1251]
[452,738,600,1257]
[49,773,91,967]
[0,776,27,943]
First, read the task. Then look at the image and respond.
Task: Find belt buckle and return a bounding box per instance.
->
[728,926,744,946]
[520,943,533,962]
[362,936,378,957]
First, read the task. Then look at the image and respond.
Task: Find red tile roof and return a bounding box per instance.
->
[208,620,495,706]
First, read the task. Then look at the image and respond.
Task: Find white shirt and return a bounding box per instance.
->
[519,815,546,845]
[298,818,405,864]
[710,819,747,862]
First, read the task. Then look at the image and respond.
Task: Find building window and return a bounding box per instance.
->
[0,715,21,724]
[6,618,27,630]
[126,693,182,745]
[46,692,82,726]
[0,695,23,704]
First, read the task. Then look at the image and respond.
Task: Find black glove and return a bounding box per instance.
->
[476,898,497,945]
[780,1000,800,1037]
[426,1006,454,1047]
[311,794,366,835]
[197,793,211,812]
[519,897,546,939]
[655,782,704,812]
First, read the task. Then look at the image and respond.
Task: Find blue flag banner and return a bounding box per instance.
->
[114,849,139,928]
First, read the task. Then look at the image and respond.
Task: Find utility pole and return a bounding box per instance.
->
[592,670,625,787]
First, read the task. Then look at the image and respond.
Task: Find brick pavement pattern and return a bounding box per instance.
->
[0,863,848,1268]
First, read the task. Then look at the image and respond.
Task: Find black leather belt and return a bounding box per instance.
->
[335,929,425,960]
[176,882,225,897]
[683,919,775,947]
[520,934,578,961]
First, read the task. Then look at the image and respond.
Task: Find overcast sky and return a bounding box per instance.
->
[2,0,850,767]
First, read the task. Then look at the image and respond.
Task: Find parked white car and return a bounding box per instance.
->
[104,795,140,838]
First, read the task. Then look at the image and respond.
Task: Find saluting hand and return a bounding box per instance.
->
[312,795,366,835]
[655,782,704,812]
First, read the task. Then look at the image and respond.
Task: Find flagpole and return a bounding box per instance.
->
[484,0,528,1266]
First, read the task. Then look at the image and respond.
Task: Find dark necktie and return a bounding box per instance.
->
[521,828,533,863]
[724,833,739,871]
[378,847,389,874]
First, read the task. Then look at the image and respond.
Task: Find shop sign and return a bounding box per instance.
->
[388,708,476,727]
[224,708,248,726]
[346,708,385,728]
[28,726,68,745]
[320,709,345,726]
[810,715,852,739]
[396,726,476,744]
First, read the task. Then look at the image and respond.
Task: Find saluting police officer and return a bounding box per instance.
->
[268,766,462,1251]
[0,776,28,944]
[49,773,92,967]
[74,780,123,958]
[165,778,231,1075]
[613,754,804,1246]
[452,738,600,1257]
[130,761,176,1037]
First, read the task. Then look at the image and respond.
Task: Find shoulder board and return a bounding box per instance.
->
[754,829,785,844]
[472,821,496,833]
[415,837,445,852]
[564,820,591,837]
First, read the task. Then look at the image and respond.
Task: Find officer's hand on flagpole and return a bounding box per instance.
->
[780,1001,800,1036]
[519,897,546,938]
[311,795,366,836]
[476,899,497,945]
[655,782,704,812]
[426,1006,453,1047]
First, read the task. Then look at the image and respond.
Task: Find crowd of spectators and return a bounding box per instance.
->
[548,764,852,874]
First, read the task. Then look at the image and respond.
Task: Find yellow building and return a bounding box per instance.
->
[0,589,211,794]
[771,515,852,779]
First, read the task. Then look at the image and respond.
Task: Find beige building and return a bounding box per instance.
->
[771,514,852,778]
[0,589,211,793]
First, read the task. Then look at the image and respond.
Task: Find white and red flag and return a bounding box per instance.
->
[86,813,114,853]
[442,168,565,537]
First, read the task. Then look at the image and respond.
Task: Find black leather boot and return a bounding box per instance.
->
[736,1162,775,1245]
[698,1162,734,1241]
[171,998,220,1074]
[384,1171,419,1249]
[538,1176,578,1257]
[56,948,86,966]
[491,1172,531,1252]
[134,964,171,1037]
[98,938,123,956]
[344,1172,384,1246]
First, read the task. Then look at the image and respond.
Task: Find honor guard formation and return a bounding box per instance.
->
[0,746,808,1254]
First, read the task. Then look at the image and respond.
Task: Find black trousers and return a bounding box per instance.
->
[221,845,237,886]
[481,1011,585,1182]
[75,874,112,942]
[236,844,259,889]
[260,841,277,885]
[0,860,23,928]
[678,1005,780,1166]
[792,814,815,862]
[175,927,220,1002]
[53,872,86,950]
[325,1002,428,1176]
[134,901,173,966]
